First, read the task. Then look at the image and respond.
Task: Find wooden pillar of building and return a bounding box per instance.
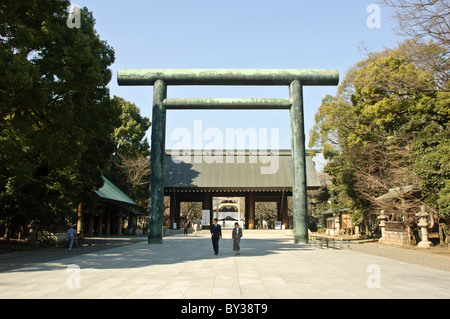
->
[280,191,288,229]
[86,212,94,237]
[77,202,83,233]
[277,199,282,222]
[105,204,111,236]
[170,191,177,229]
[176,200,181,229]
[98,211,103,236]
[246,193,255,229]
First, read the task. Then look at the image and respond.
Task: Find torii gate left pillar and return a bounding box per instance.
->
[117,69,339,244]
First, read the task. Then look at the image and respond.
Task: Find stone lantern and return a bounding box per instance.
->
[416,205,432,248]
[377,210,387,242]
[333,212,341,235]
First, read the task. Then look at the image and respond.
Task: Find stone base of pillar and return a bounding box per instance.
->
[417,241,433,248]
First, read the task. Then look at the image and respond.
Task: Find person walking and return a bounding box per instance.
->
[193,223,198,236]
[184,222,189,236]
[66,225,77,251]
[232,222,243,255]
[210,218,222,255]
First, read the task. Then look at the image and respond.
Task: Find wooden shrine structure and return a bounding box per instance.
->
[164,149,321,230]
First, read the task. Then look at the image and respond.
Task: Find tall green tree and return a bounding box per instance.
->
[0,1,120,236]
[105,96,151,212]
[112,96,151,158]
[310,41,449,233]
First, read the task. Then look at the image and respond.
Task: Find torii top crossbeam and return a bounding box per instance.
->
[117,69,339,86]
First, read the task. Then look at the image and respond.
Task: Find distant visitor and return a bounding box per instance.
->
[232,222,243,255]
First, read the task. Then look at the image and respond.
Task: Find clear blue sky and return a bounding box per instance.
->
[73,0,400,151]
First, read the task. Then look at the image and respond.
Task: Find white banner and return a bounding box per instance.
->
[202,210,210,225]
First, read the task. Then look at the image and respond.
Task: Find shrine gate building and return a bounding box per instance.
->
[164,149,321,229]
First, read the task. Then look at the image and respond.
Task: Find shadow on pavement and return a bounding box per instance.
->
[1,235,314,273]
[0,236,146,273]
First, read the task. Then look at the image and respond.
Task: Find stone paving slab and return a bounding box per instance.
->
[0,231,449,299]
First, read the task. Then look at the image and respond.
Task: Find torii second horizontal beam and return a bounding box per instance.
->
[163,98,292,109]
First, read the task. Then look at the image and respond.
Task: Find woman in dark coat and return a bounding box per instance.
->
[232,222,243,255]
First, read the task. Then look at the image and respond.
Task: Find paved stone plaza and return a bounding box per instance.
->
[0,230,449,299]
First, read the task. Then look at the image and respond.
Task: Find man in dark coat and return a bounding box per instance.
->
[210,218,222,255]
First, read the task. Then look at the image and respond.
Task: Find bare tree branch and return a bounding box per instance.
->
[383,0,450,48]
[381,1,450,91]
[117,153,150,190]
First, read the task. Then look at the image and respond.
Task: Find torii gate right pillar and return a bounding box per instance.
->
[290,80,308,243]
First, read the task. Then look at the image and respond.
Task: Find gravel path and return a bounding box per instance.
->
[347,242,450,272]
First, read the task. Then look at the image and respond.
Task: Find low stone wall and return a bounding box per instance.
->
[385,221,405,231]
[380,230,409,245]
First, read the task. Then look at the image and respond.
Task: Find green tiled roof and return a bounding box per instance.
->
[375,185,415,201]
[95,176,137,206]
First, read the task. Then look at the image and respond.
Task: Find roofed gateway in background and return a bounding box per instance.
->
[164,149,321,230]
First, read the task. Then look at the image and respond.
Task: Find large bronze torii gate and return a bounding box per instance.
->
[117,69,339,244]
